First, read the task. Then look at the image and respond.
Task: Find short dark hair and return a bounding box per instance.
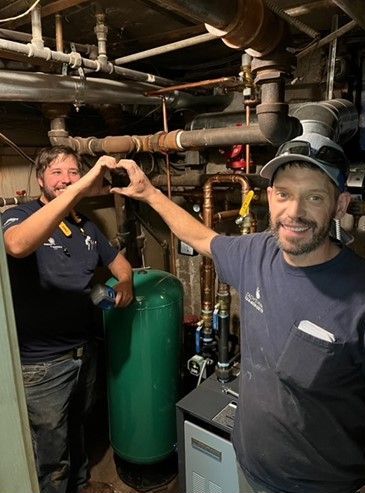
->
[35,145,83,179]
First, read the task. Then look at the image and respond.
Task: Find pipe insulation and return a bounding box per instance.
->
[0,38,175,86]
[0,70,160,105]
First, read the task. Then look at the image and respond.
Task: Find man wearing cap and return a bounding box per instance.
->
[111,134,365,493]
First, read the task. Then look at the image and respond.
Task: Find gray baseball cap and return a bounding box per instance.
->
[260,133,348,191]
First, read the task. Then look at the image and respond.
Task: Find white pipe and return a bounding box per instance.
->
[115,33,216,65]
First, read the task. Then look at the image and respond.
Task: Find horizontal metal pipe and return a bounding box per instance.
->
[0,70,160,104]
[152,172,269,189]
[50,124,268,155]
[179,125,268,147]
[0,38,175,86]
[115,32,216,65]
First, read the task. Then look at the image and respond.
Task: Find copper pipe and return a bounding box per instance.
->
[200,174,250,336]
[55,14,64,53]
[146,77,238,96]
[214,209,240,223]
[203,174,250,228]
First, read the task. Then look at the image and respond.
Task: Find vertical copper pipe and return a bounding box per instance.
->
[203,174,250,228]
[200,174,250,336]
[162,97,177,275]
[55,14,64,53]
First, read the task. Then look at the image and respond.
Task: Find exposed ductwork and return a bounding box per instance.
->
[293,99,359,144]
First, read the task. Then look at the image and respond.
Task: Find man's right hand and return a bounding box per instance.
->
[110,159,216,258]
[110,159,159,204]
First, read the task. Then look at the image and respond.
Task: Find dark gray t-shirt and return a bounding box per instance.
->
[1,200,118,362]
[212,232,365,493]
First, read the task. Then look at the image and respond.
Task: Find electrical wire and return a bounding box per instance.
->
[0,132,35,165]
[0,0,41,23]
[196,358,208,387]
[0,131,35,195]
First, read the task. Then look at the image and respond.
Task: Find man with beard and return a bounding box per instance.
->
[109,133,365,493]
[1,146,133,493]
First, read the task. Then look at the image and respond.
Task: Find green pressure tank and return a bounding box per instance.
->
[104,269,183,464]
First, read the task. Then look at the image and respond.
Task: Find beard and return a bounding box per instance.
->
[270,215,334,256]
[41,186,56,202]
[40,185,66,202]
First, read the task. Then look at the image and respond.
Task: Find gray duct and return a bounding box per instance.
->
[293,99,358,144]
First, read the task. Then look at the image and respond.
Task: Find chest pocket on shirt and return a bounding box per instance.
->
[276,323,344,390]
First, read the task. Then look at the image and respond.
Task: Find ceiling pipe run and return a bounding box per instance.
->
[0,70,160,105]
[0,37,175,87]
[0,27,96,55]
[48,122,268,155]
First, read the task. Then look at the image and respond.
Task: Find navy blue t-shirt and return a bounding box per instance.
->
[1,200,118,362]
[212,232,365,493]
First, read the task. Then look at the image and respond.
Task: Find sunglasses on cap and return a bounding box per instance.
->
[277,140,348,172]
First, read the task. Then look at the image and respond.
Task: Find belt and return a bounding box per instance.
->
[52,345,86,363]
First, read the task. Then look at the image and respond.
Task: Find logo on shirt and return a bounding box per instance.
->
[44,237,63,250]
[2,217,19,229]
[245,287,263,313]
[84,235,96,251]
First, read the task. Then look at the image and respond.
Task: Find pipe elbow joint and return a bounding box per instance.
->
[256,102,302,145]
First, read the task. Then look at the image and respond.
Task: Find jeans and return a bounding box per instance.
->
[22,342,97,493]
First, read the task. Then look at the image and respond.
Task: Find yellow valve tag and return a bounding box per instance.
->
[239,190,254,217]
[59,221,72,237]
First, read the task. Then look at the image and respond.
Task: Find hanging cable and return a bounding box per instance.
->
[0,132,35,165]
[0,0,41,23]
[0,131,35,196]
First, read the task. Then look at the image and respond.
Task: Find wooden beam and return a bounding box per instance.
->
[7,0,90,28]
